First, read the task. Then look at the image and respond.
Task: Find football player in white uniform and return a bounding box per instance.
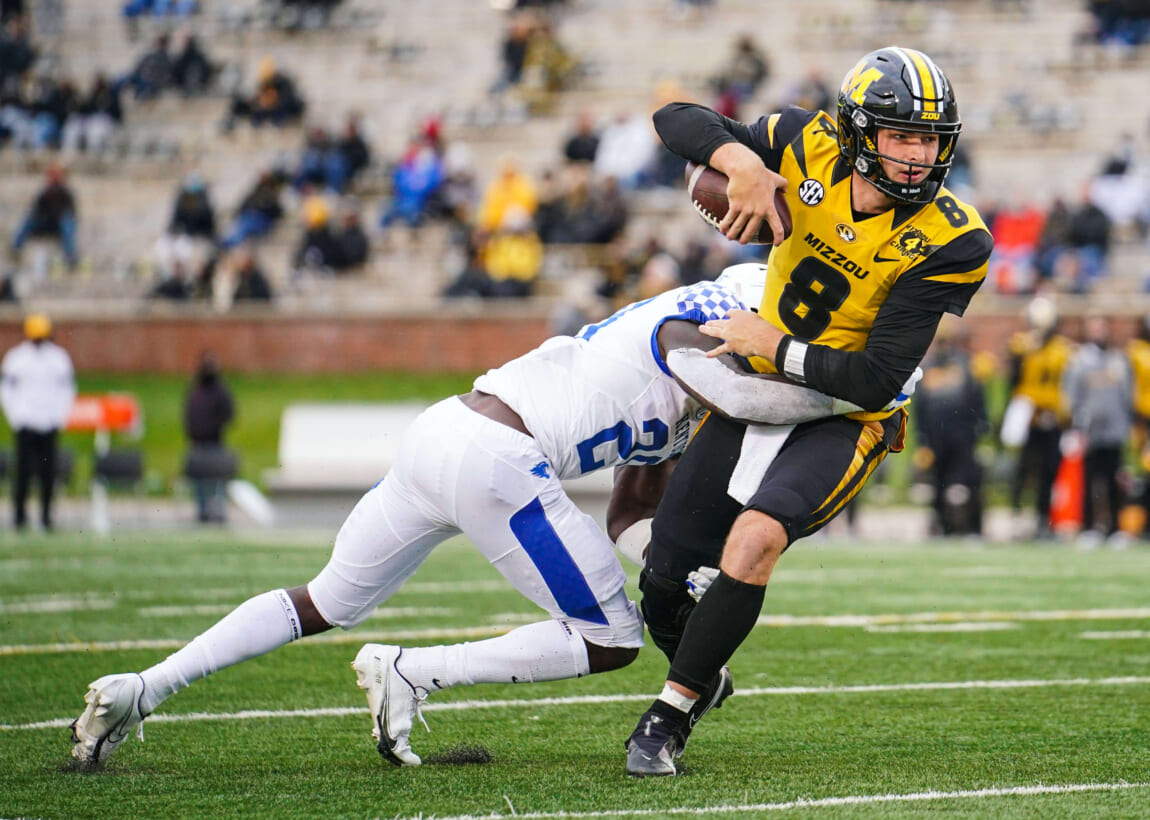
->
[70,267,912,769]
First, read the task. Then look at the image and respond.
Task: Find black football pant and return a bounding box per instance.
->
[13,428,57,530]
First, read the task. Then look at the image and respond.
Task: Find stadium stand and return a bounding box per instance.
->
[2,0,1150,327]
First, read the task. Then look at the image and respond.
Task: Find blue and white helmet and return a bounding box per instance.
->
[715,263,767,312]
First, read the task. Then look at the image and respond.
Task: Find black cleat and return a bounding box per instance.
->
[625,709,681,777]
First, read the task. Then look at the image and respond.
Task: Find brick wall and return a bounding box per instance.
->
[0,308,1134,375]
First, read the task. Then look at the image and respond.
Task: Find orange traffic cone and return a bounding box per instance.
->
[1050,435,1085,535]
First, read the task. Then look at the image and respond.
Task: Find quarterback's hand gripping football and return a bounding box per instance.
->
[700,309,786,360]
[710,142,789,246]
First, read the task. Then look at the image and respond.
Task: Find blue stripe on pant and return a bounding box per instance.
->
[509,497,609,626]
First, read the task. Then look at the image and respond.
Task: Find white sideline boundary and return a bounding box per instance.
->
[401,782,1150,820]
[5,675,1150,732]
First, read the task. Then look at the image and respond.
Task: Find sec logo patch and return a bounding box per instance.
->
[798,179,825,206]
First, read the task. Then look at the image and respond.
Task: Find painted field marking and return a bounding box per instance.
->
[398,781,1150,820]
[1080,630,1150,640]
[865,622,1018,633]
[7,606,1150,656]
[5,675,1150,732]
[139,605,458,619]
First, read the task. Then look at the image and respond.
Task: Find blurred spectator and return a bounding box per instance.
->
[274,0,343,31]
[0,1,23,24]
[636,249,681,299]
[1065,189,1112,292]
[154,171,216,281]
[1063,315,1133,545]
[562,110,599,164]
[150,259,195,300]
[120,32,172,100]
[713,34,769,113]
[183,351,234,524]
[292,126,334,190]
[230,247,273,303]
[1083,0,1150,48]
[428,142,479,234]
[10,163,77,269]
[4,72,72,150]
[170,30,215,96]
[780,68,834,114]
[60,73,122,153]
[538,167,627,245]
[1033,197,1073,286]
[378,139,444,231]
[519,13,578,112]
[1,312,74,532]
[477,153,537,234]
[0,15,36,88]
[987,197,1046,294]
[223,55,305,131]
[220,168,286,249]
[123,0,199,22]
[480,206,542,297]
[335,204,369,270]
[334,112,371,191]
[294,195,343,273]
[1006,296,1074,540]
[913,322,989,537]
[593,110,657,190]
[489,11,533,96]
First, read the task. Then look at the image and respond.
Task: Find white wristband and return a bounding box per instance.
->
[782,339,808,383]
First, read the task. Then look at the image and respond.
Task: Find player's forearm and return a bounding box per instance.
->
[652,102,744,166]
[667,348,866,424]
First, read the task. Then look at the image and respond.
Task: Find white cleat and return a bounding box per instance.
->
[70,673,148,767]
[352,644,429,767]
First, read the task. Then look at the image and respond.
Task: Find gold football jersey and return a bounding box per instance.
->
[747,110,989,421]
[1128,337,1150,420]
[1010,330,1073,418]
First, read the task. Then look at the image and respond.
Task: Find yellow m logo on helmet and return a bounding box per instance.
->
[844,64,883,105]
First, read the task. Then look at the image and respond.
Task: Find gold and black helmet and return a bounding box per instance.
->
[836,46,961,204]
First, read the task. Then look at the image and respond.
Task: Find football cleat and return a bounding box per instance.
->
[352,644,429,767]
[625,708,681,777]
[70,673,149,767]
[678,666,734,757]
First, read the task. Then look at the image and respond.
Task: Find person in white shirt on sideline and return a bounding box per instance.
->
[0,313,76,532]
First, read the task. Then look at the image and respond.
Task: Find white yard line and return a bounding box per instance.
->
[6,606,1150,655]
[397,781,1150,820]
[1080,630,1150,640]
[5,675,1150,732]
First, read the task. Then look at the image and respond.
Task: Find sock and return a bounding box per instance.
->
[139,589,302,713]
[657,682,697,713]
[395,619,590,692]
[668,570,765,694]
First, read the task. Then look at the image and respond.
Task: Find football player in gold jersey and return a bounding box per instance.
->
[624,46,993,776]
[1006,296,1074,539]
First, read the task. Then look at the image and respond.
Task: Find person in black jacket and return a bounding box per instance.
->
[184,353,235,523]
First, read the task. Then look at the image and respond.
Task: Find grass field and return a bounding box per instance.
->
[3,527,1150,818]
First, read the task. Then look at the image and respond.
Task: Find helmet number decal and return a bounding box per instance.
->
[777,257,850,340]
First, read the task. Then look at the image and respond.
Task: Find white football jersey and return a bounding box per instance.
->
[474,282,746,480]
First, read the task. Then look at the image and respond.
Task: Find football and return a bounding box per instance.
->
[685,161,792,245]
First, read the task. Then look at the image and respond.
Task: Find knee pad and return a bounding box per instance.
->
[639,568,695,663]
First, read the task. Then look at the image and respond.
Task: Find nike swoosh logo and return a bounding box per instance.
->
[873,253,900,264]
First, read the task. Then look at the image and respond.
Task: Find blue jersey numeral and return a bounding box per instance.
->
[576,418,669,473]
